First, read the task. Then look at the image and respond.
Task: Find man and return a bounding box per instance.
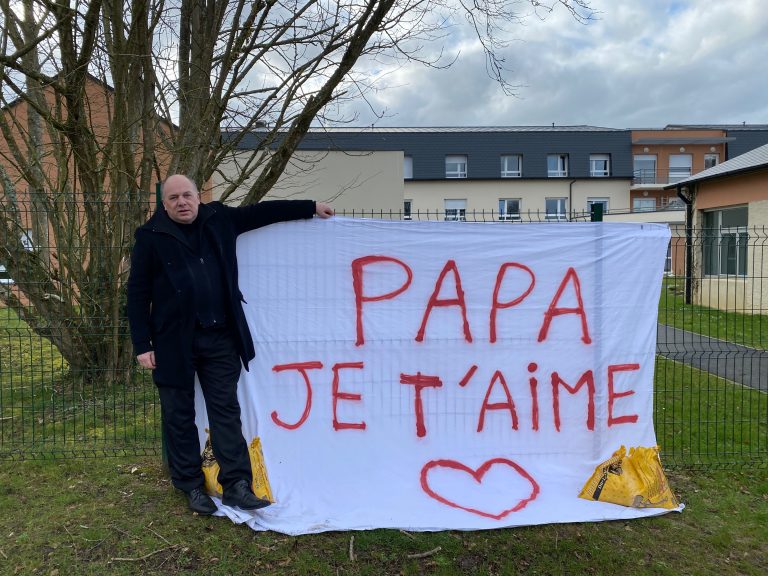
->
[127,174,333,515]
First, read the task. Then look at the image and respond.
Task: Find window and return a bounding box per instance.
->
[1,231,34,285]
[587,198,609,215]
[589,154,610,177]
[669,154,692,183]
[403,156,413,179]
[403,200,412,220]
[704,153,719,170]
[0,264,12,285]
[21,230,34,251]
[444,199,467,221]
[633,155,657,184]
[547,154,568,177]
[703,207,748,276]
[501,155,522,178]
[1,231,34,284]
[445,155,467,178]
[633,198,656,212]
[499,198,521,221]
[545,198,567,221]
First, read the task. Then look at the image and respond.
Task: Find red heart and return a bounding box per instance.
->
[420,458,540,520]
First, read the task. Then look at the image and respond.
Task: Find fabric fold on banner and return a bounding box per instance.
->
[195,218,679,534]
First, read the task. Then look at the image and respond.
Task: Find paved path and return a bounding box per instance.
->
[656,324,768,391]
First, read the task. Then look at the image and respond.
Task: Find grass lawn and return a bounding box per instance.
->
[654,356,768,467]
[659,277,768,349]
[1,290,767,574]
[0,457,765,575]
[0,306,161,458]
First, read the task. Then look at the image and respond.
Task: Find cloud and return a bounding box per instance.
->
[337,0,768,127]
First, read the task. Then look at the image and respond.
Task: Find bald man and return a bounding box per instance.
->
[127,175,333,515]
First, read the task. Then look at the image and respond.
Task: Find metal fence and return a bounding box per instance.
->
[334,208,606,222]
[656,223,768,468]
[1,203,766,468]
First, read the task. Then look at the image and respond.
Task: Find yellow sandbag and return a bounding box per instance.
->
[201,432,220,494]
[201,431,274,503]
[579,445,678,509]
[248,436,274,503]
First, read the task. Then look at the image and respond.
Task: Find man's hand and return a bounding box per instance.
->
[137,351,156,369]
[315,202,334,218]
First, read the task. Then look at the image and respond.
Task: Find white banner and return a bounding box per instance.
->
[196,218,676,534]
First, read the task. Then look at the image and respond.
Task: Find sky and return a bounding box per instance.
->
[339,0,768,129]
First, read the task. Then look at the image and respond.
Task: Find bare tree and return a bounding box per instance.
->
[0,0,594,384]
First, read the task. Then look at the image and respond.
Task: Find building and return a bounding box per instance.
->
[217,124,768,220]
[0,74,178,197]
[0,74,179,289]
[667,143,768,311]
[631,128,729,212]
[218,126,635,219]
[215,124,768,280]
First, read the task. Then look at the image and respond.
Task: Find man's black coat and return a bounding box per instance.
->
[127,199,316,388]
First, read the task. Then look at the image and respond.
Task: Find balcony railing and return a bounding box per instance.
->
[633,169,693,185]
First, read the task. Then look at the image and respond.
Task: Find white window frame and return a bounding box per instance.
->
[633,198,656,212]
[500,155,522,178]
[545,197,567,221]
[21,230,34,251]
[589,154,610,177]
[704,153,719,170]
[633,154,657,184]
[445,155,467,179]
[1,231,34,285]
[499,198,521,221]
[444,199,467,221]
[0,264,12,285]
[587,198,609,214]
[547,154,569,177]
[669,154,692,183]
[403,156,413,179]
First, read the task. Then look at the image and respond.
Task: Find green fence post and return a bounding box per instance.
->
[156,180,162,211]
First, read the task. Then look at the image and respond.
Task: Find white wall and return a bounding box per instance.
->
[215,150,405,211]
[405,179,630,218]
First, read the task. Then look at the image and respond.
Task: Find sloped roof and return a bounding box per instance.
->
[665,142,768,189]
[305,125,624,133]
[632,137,732,145]
[665,124,768,131]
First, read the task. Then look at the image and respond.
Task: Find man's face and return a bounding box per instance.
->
[162,177,200,224]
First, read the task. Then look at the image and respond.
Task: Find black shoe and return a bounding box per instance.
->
[222,479,271,510]
[186,487,217,515]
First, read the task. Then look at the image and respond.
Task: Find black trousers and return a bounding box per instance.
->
[158,326,252,493]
